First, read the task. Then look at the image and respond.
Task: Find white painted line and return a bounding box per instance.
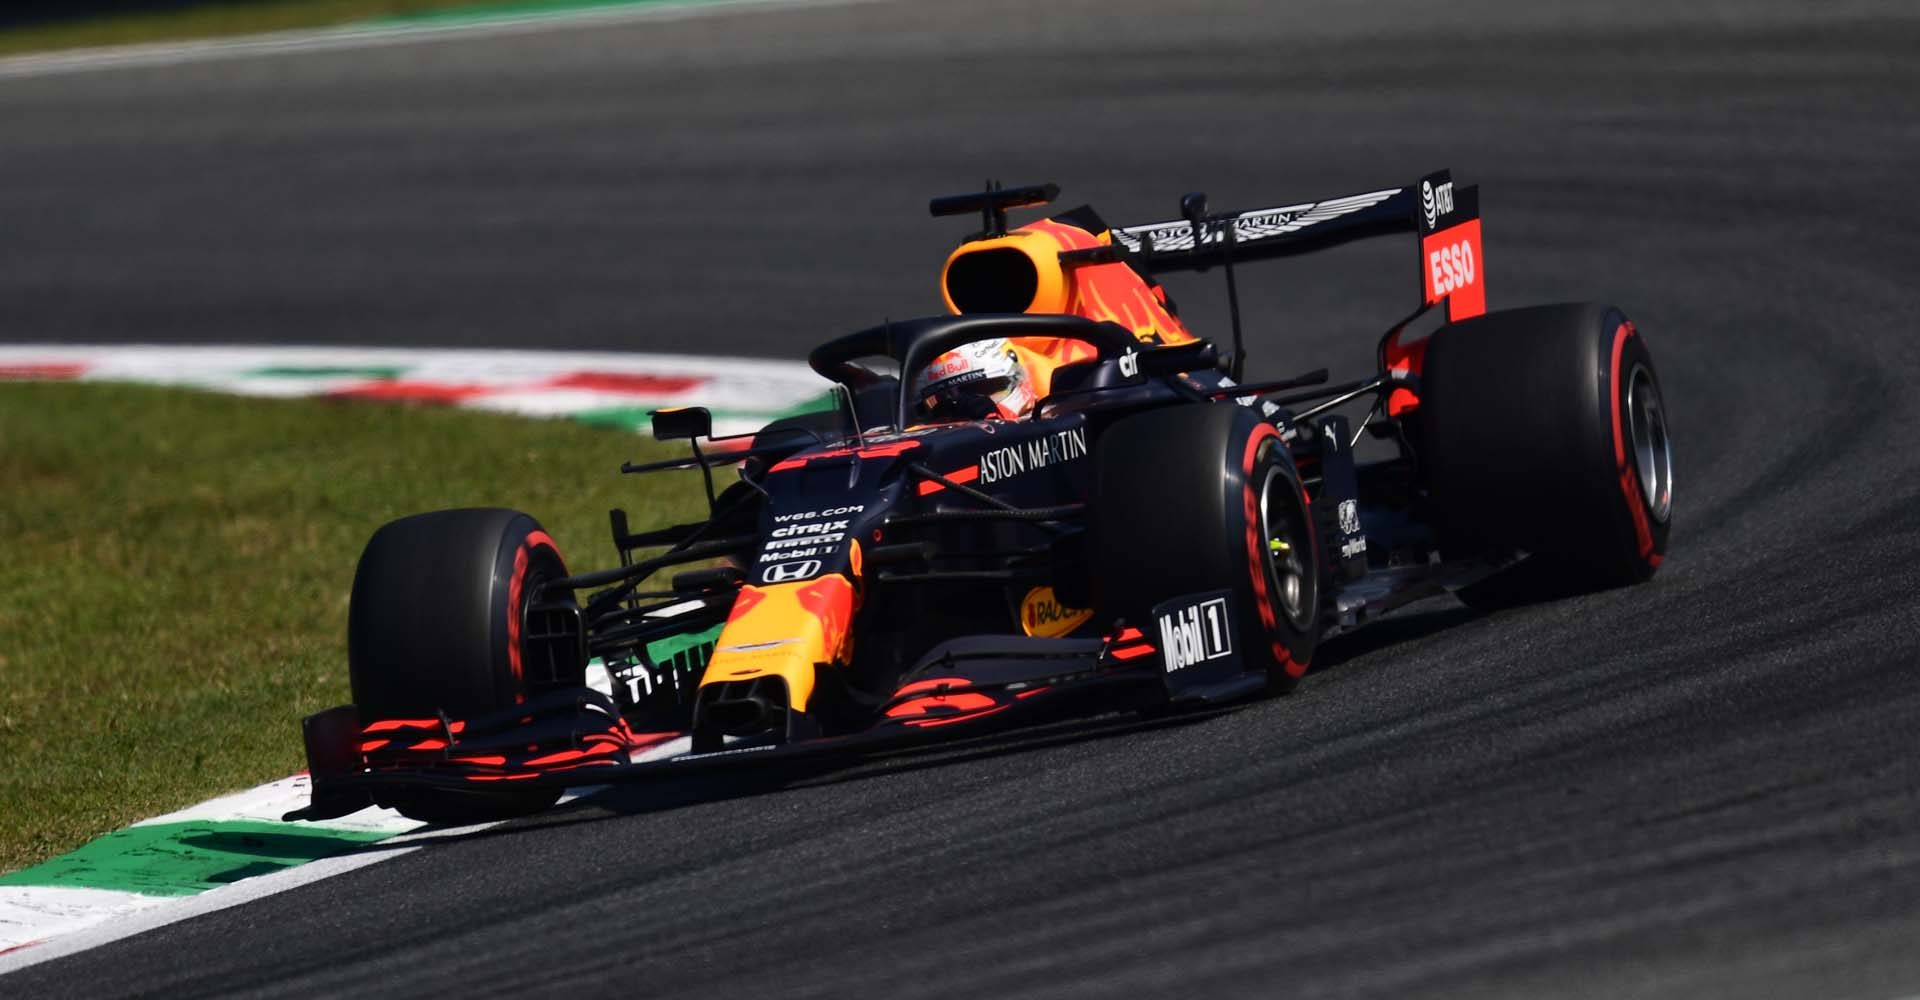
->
[134,773,420,837]
[0,342,831,437]
[0,342,815,381]
[0,0,882,81]
[0,832,426,975]
[0,745,684,967]
[0,784,604,975]
[0,887,172,961]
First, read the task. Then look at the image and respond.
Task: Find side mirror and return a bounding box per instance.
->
[1139,340,1219,377]
[650,406,712,442]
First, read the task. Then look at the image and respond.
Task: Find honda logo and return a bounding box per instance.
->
[761,560,821,584]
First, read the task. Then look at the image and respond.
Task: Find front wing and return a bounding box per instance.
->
[285,625,1260,823]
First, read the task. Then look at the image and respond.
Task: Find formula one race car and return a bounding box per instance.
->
[291,170,1673,823]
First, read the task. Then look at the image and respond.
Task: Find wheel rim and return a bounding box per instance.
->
[1626,363,1674,524]
[508,545,567,698]
[1256,461,1315,631]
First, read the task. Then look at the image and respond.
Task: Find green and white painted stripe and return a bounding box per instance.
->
[0,774,421,962]
[1,733,694,971]
[0,343,833,437]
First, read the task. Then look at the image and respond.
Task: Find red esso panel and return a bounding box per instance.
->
[1421,219,1485,321]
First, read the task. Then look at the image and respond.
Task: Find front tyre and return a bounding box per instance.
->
[1090,404,1320,693]
[348,508,571,823]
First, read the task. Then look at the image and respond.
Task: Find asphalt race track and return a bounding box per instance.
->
[6,1,1920,996]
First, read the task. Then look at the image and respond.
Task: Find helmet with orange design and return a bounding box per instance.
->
[909,338,1036,423]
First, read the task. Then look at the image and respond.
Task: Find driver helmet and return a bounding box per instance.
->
[910,338,1036,422]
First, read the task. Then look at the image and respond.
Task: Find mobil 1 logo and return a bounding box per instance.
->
[758,504,864,567]
[1151,590,1242,688]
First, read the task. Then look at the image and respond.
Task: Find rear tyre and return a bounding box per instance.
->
[348,508,570,823]
[1090,404,1320,693]
[1418,303,1673,609]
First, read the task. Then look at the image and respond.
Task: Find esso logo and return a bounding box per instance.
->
[1427,239,1477,296]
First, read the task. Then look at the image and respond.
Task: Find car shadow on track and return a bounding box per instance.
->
[1309,602,1482,675]
[387,710,1238,849]
[392,604,1487,849]
[581,710,1234,820]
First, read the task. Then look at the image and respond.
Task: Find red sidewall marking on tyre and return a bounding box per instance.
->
[1606,323,1658,564]
[506,529,560,701]
[1240,425,1306,677]
[1289,485,1318,678]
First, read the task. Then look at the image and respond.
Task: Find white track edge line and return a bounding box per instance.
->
[0,786,614,977]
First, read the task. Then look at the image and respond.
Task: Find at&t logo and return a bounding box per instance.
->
[1421,179,1455,230]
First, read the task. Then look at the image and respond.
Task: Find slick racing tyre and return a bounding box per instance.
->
[1418,303,1673,608]
[1090,404,1320,693]
[348,508,571,823]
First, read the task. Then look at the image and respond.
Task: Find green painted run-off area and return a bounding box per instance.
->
[0,821,391,897]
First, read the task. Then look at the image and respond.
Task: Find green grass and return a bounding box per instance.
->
[0,0,650,57]
[0,382,703,873]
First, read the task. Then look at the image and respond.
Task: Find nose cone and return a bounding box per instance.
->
[698,576,857,715]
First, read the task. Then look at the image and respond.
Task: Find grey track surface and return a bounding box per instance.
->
[6,1,1920,997]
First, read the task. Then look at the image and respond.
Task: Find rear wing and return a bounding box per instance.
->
[1100,169,1486,322]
